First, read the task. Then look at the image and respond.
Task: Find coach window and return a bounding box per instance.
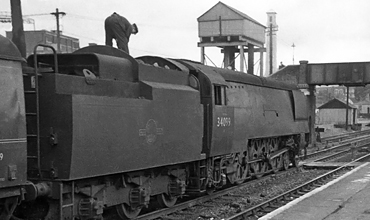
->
[214,85,226,105]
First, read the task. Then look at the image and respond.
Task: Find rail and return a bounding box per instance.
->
[136,169,294,220]
[225,153,370,220]
[129,131,370,220]
[320,128,370,144]
[299,135,370,161]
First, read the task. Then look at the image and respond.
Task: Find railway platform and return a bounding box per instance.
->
[260,162,370,220]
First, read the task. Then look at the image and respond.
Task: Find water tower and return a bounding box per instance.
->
[198,2,266,75]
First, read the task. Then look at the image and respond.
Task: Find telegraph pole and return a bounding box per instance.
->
[50,8,65,53]
[269,23,273,75]
[345,86,350,130]
[266,11,277,76]
[292,43,296,64]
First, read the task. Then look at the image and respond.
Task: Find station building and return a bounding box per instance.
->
[316,98,358,125]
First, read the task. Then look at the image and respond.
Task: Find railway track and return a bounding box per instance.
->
[299,130,370,161]
[225,153,370,220]
[320,128,370,144]
[310,135,370,163]
[124,132,370,220]
[135,169,297,220]
[133,169,328,219]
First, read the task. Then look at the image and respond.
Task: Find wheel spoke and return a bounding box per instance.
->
[270,157,278,173]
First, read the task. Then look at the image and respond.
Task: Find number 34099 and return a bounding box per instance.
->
[217,117,231,127]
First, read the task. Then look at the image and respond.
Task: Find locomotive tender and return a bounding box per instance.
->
[0,34,309,219]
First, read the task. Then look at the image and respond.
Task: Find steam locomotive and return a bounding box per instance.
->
[0,34,309,219]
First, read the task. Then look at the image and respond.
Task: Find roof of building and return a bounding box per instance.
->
[6,30,79,41]
[198,1,265,27]
[318,98,357,109]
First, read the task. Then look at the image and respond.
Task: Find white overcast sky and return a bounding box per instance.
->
[1,0,370,70]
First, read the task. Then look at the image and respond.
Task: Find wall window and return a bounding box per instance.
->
[45,35,53,43]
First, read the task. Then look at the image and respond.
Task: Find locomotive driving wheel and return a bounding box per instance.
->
[292,155,299,167]
[270,157,278,173]
[250,161,266,179]
[255,162,267,178]
[235,161,249,185]
[267,138,279,154]
[249,139,268,178]
[156,193,177,208]
[276,153,284,170]
[268,138,280,173]
[228,153,248,185]
[115,203,141,220]
[282,152,290,171]
[230,160,244,185]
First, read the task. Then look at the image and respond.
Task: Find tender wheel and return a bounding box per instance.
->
[0,197,18,220]
[115,203,141,220]
[156,193,177,208]
[282,153,290,171]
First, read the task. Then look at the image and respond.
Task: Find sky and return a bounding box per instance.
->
[1,0,370,74]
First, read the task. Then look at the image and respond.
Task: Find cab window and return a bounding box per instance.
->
[214,85,226,105]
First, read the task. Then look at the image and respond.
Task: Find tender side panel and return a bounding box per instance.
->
[69,83,203,179]
[38,74,73,180]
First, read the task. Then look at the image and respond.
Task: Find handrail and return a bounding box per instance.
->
[32,44,58,178]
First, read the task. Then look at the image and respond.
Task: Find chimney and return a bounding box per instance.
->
[265,11,278,76]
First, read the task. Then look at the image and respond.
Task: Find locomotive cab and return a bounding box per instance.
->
[0,35,27,219]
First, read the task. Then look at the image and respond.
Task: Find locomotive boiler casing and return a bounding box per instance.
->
[0,35,27,197]
[177,62,309,157]
[226,80,308,151]
[27,51,203,180]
